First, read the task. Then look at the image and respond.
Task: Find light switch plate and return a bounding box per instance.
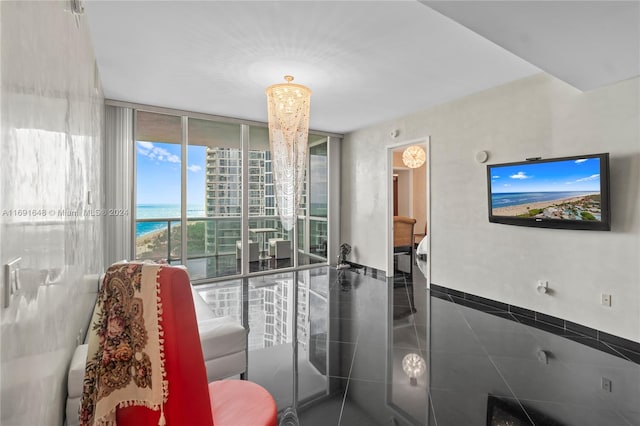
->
[3,257,21,308]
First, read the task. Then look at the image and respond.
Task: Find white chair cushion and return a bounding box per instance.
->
[66,396,81,426]
[192,285,246,361]
[67,344,88,398]
[192,286,217,321]
[199,316,247,360]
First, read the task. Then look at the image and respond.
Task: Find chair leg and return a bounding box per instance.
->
[410,248,413,276]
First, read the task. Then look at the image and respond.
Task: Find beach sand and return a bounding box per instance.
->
[493,194,598,217]
[135,228,166,256]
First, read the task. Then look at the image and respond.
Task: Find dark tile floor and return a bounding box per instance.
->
[201,265,640,426]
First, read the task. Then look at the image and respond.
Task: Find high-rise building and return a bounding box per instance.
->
[203,146,318,261]
[205,148,242,217]
[204,148,275,255]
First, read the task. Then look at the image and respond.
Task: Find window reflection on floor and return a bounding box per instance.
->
[195,268,330,410]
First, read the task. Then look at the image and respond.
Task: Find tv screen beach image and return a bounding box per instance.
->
[490,158,602,221]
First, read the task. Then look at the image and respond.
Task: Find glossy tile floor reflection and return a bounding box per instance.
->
[182,253,325,280]
[199,266,640,426]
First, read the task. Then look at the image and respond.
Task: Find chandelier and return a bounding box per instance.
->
[265,75,312,230]
[402,145,426,169]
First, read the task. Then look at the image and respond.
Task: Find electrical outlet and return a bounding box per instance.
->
[602,377,612,392]
[601,294,612,307]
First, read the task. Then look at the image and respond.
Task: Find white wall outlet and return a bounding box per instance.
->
[602,377,612,392]
[601,294,612,307]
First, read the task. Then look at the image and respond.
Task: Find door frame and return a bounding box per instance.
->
[386,137,430,286]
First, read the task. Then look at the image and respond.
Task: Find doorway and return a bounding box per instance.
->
[386,138,430,285]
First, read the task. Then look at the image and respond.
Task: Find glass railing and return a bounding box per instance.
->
[135,215,327,278]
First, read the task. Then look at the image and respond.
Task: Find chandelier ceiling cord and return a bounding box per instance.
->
[265,75,312,231]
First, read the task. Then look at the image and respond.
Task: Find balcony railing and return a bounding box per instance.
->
[136,215,327,265]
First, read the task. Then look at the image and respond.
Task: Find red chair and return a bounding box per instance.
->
[115,265,277,426]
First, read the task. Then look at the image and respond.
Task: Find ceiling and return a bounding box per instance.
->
[84,1,639,134]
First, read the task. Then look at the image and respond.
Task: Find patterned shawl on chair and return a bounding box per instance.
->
[80,262,168,426]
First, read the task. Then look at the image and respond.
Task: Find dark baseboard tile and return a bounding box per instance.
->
[565,320,598,339]
[429,283,640,364]
[509,305,535,320]
[430,283,463,298]
[466,293,509,312]
[535,312,565,328]
[431,284,507,314]
[343,261,386,282]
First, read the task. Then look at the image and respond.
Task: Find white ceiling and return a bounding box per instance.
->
[84,1,639,134]
[423,1,640,91]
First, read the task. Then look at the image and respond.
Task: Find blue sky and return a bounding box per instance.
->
[136,141,206,206]
[490,157,601,193]
[136,140,328,209]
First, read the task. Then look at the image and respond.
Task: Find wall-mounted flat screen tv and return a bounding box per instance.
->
[487,153,610,231]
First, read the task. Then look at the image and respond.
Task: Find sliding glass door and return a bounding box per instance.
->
[134,110,329,281]
[300,138,328,265]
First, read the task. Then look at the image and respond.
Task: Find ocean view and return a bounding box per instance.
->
[136,204,205,237]
[136,203,327,237]
[491,191,595,209]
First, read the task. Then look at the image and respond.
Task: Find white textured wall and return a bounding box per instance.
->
[342,74,640,341]
[0,1,104,425]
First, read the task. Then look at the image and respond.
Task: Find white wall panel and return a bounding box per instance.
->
[0,1,104,424]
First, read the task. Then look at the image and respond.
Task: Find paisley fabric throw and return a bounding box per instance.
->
[80,262,168,426]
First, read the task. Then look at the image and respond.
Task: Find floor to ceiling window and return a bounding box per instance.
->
[187,118,242,278]
[134,111,182,263]
[247,125,293,272]
[299,137,328,266]
[134,110,331,281]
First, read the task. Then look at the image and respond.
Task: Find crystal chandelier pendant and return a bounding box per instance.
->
[265,76,312,230]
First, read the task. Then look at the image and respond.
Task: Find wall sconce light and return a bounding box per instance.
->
[69,0,84,14]
[66,0,84,27]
